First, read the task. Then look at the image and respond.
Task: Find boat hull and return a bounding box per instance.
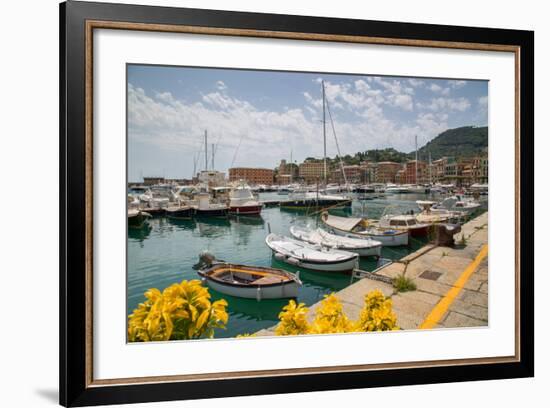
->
[165,207,194,219]
[142,207,165,217]
[201,277,299,299]
[228,205,262,215]
[280,198,351,210]
[273,252,357,273]
[350,245,382,257]
[194,208,228,218]
[329,227,409,247]
[128,212,147,228]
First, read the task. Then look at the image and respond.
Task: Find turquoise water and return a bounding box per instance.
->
[127,192,478,338]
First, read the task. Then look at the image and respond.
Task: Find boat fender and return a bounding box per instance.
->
[274,253,286,261]
[287,257,300,266]
[256,286,262,302]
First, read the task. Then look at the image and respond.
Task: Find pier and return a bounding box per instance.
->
[255,211,488,335]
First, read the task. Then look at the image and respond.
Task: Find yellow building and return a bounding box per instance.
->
[299,160,325,183]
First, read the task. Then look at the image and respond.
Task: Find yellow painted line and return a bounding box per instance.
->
[419,244,488,329]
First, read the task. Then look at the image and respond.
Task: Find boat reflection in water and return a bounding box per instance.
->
[127,221,152,244]
[209,288,288,324]
[230,215,266,246]
[166,217,196,232]
[230,215,265,226]
[195,217,231,238]
[270,258,350,292]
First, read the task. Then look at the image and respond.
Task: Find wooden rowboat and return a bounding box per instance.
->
[198,263,301,300]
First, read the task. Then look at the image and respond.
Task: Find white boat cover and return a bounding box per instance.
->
[266,234,356,262]
[291,226,380,249]
[323,214,363,232]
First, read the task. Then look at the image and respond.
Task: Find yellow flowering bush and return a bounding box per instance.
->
[128,280,228,342]
[311,294,353,334]
[274,300,311,336]
[273,290,398,336]
[354,290,399,332]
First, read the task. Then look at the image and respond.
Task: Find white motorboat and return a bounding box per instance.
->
[192,192,229,217]
[385,184,410,194]
[376,206,432,237]
[431,196,481,214]
[228,182,262,215]
[415,200,462,224]
[198,262,301,300]
[289,226,382,258]
[321,212,409,247]
[265,233,359,273]
[280,189,351,210]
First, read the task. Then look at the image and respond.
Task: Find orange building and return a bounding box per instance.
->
[228,167,274,185]
[375,161,402,183]
[404,160,428,184]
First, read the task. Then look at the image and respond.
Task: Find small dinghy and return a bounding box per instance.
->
[198,263,301,300]
[289,226,382,258]
[321,212,409,247]
[265,233,359,273]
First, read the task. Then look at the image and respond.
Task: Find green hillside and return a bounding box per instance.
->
[301,126,488,168]
[414,126,488,160]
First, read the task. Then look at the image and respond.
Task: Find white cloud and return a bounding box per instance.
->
[408,78,424,88]
[215,80,227,90]
[448,80,467,89]
[129,76,475,176]
[429,83,442,93]
[478,96,488,108]
[390,94,413,111]
[428,83,450,95]
[419,96,471,112]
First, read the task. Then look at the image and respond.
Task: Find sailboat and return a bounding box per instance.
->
[191,130,229,217]
[280,80,351,211]
[404,135,430,194]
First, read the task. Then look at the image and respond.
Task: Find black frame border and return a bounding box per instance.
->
[60,1,534,406]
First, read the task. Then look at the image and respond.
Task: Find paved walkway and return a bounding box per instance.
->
[256,212,488,335]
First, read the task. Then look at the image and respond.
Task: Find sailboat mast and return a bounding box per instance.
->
[211,143,215,169]
[322,80,327,185]
[428,150,432,185]
[205,130,208,171]
[415,134,418,185]
[290,149,293,183]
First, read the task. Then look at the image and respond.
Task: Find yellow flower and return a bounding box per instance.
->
[128,280,229,342]
[272,290,399,337]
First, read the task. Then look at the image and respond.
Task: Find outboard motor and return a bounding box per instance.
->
[192,250,218,270]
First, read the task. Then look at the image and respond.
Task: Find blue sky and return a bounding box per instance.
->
[128,65,488,181]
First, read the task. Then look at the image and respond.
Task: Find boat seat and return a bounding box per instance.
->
[253,275,285,285]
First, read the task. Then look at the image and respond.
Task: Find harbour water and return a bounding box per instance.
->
[127,192,484,338]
